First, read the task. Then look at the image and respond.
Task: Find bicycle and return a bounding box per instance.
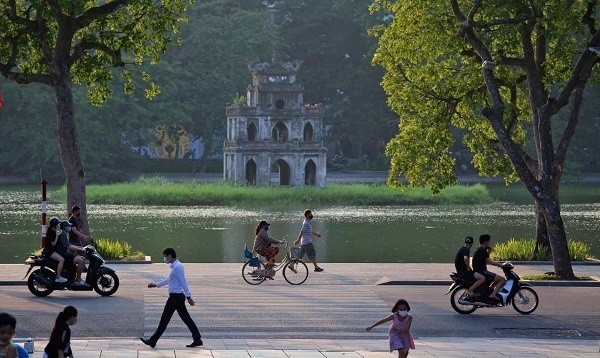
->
[242,241,309,285]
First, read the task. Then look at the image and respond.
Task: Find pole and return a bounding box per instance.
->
[41,180,48,249]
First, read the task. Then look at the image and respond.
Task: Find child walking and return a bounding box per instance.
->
[367,298,415,358]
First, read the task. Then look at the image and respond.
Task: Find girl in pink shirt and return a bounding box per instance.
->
[367,298,415,357]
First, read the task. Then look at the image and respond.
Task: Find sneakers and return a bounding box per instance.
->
[55,276,68,283]
[186,340,203,348]
[314,267,324,272]
[73,278,87,285]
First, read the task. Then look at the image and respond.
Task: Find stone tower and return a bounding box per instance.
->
[223,59,327,186]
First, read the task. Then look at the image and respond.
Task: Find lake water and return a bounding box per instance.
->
[0,186,598,264]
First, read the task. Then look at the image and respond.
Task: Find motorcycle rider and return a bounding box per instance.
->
[55,221,88,286]
[68,205,91,246]
[454,236,485,300]
[472,234,506,301]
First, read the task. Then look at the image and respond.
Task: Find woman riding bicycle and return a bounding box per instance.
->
[252,221,284,276]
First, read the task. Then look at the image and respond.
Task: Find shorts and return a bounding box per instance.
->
[480,270,497,281]
[299,243,317,260]
[59,252,76,265]
[457,270,475,281]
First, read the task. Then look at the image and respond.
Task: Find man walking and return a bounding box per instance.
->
[294,209,324,272]
[140,248,202,348]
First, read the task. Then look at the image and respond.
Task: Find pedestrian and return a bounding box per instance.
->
[43,306,78,358]
[366,298,415,358]
[293,209,324,272]
[68,206,91,246]
[140,248,203,349]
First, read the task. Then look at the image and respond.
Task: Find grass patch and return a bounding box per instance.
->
[522,273,593,281]
[73,176,493,206]
[491,238,594,261]
[95,238,145,261]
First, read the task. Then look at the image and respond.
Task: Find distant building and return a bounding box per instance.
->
[223,59,327,186]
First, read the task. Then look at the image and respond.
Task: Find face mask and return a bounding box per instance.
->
[65,227,72,233]
[163,256,169,264]
[308,215,314,220]
[397,311,408,317]
[264,226,269,231]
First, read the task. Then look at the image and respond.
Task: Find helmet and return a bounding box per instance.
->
[59,220,72,230]
[49,217,60,227]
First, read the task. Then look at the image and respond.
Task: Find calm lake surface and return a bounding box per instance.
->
[1,185,598,264]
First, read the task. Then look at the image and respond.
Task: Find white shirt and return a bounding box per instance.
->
[155,259,192,297]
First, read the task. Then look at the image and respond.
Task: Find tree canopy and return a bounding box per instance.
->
[371,0,600,277]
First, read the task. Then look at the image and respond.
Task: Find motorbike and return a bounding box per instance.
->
[445,262,539,314]
[24,245,119,297]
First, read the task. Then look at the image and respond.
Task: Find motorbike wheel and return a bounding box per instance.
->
[512,286,539,314]
[93,271,120,296]
[27,269,55,297]
[450,286,478,314]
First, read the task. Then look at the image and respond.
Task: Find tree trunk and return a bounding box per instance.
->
[533,202,550,260]
[55,75,89,236]
[538,196,574,278]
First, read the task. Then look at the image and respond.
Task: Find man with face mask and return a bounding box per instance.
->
[294,209,324,272]
[140,248,202,349]
[68,205,91,246]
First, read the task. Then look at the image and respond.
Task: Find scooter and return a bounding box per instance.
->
[24,245,119,297]
[445,262,539,314]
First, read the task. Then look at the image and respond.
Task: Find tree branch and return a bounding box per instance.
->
[74,0,133,30]
[69,40,125,67]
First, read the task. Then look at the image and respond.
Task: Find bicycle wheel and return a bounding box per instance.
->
[242,261,267,285]
[283,259,308,285]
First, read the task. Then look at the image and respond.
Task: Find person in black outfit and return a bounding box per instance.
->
[55,221,87,285]
[68,206,91,246]
[44,306,78,358]
[454,236,485,298]
[140,248,202,349]
[472,234,506,299]
[42,217,68,283]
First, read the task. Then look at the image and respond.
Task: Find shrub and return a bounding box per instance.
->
[491,238,593,261]
[95,238,145,261]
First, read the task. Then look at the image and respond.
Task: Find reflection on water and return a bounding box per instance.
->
[0,187,598,263]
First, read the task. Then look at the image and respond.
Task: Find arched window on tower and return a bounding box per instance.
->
[247,122,257,141]
[303,122,314,141]
[272,121,288,142]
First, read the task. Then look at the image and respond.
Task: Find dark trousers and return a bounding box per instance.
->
[150,293,201,343]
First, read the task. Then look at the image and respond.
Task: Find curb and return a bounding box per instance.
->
[376,279,600,287]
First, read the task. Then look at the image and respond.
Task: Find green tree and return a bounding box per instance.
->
[0,0,192,232]
[372,1,600,278]
[271,0,397,161]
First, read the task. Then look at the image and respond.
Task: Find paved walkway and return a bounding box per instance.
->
[5,263,600,357]
[12,337,600,357]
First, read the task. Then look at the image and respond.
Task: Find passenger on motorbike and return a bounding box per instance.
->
[472,234,506,300]
[42,217,69,283]
[454,236,485,299]
[55,221,88,286]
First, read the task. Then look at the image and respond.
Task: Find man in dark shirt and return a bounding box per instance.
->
[454,236,485,297]
[68,205,91,246]
[472,234,506,299]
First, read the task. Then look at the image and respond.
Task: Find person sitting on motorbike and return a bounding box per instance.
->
[472,234,506,300]
[68,205,92,246]
[41,217,68,283]
[252,220,284,276]
[454,236,485,299]
[55,220,88,286]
